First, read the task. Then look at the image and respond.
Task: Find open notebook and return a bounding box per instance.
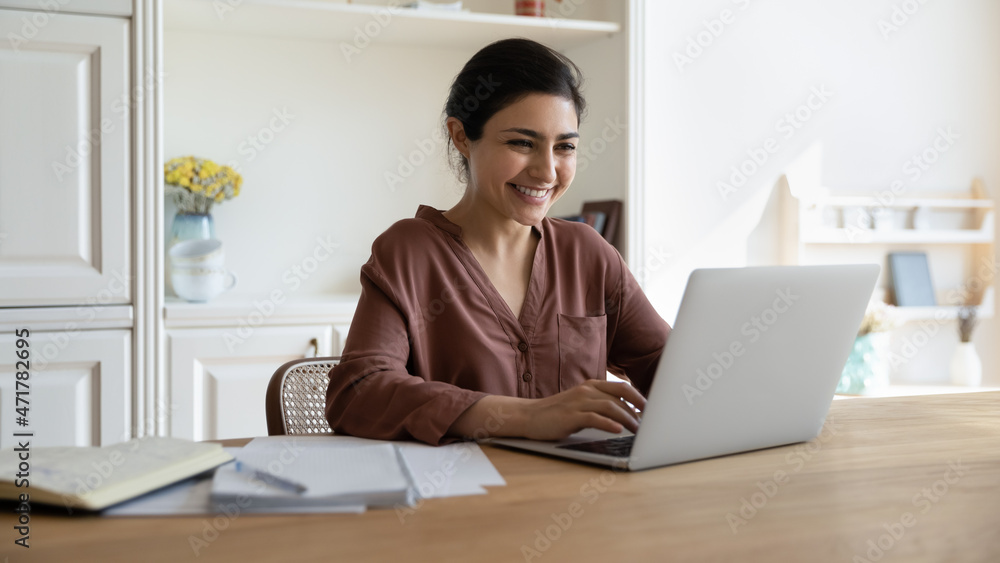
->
[0,437,233,511]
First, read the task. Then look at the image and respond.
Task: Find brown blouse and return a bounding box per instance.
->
[325,205,671,445]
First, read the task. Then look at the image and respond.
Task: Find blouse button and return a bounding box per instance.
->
[518,342,528,352]
[522,372,532,382]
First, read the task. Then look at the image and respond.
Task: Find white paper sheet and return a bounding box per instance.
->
[244,436,506,499]
[104,436,506,516]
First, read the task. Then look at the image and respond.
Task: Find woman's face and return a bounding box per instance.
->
[453,93,579,228]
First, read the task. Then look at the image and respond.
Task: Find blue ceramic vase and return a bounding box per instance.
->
[170,212,215,247]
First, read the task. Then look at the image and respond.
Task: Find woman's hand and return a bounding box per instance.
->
[518,380,646,440]
[449,380,646,441]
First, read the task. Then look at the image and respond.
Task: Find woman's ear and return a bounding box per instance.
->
[446,117,471,159]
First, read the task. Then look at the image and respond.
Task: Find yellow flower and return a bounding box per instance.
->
[164,155,241,210]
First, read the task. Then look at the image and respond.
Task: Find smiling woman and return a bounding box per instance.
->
[325,38,671,446]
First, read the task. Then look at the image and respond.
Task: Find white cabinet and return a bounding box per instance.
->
[0,9,131,306]
[0,329,130,449]
[164,295,358,441]
[167,324,333,441]
[0,6,135,446]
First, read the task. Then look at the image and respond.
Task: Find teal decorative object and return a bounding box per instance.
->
[170,212,215,247]
[837,333,890,395]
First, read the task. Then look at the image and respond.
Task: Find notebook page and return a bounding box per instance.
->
[0,437,224,496]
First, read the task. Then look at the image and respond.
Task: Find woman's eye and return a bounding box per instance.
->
[506,139,575,151]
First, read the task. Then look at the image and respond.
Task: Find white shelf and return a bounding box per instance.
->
[0,304,133,332]
[801,228,993,245]
[834,384,1000,399]
[164,293,359,328]
[891,305,994,323]
[164,0,621,50]
[811,196,994,209]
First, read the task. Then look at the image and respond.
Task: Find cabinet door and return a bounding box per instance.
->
[0,10,130,306]
[0,329,130,448]
[168,325,334,441]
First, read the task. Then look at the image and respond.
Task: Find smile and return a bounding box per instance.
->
[510,183,552,199]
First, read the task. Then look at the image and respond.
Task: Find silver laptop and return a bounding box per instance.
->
[490,264,879,471]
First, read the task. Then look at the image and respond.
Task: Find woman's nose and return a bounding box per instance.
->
[528,150,557,185]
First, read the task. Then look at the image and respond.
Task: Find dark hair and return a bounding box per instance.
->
[443,38,587,183]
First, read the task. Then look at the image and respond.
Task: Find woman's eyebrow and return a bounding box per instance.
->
[501,127,580,140]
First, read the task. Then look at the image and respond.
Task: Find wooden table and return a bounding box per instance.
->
[4,392,999,562]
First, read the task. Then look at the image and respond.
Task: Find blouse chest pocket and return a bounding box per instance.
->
[557,314,608,391]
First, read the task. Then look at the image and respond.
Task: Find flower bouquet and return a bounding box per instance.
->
[164,156,242,214]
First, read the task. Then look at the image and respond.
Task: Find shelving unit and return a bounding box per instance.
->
[165,0,620,50]
[750,171,996,387]
[754,177,996,321]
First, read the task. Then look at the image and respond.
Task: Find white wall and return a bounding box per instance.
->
[642,0,1000,385]
[164,32,470,297]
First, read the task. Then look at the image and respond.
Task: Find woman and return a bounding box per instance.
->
[326,38,670,446]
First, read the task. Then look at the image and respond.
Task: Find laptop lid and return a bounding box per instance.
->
[627,264,879,470]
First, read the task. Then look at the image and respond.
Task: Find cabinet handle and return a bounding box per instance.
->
[306,338,319,358]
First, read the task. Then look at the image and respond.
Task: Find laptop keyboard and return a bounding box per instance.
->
[556,435,635,457]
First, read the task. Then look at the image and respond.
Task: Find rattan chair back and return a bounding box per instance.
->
[265,356,340,435]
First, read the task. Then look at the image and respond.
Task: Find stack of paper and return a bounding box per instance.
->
[211,441,415,509]
[103,437,505,517]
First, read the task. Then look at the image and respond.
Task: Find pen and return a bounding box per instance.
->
[234,460,308,494]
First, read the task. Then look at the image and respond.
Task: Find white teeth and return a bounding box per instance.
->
[513,184,549,198]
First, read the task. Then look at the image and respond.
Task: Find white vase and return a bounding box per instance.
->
[949,342,982,386]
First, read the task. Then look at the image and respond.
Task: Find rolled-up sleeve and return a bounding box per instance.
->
[605,252,671,396]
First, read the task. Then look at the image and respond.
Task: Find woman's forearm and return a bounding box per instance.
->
[447,395,532,439]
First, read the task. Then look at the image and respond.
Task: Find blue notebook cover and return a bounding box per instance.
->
[888,252,936,306]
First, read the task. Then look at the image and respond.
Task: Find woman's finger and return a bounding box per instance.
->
[588,399,640,433]
[588,380,647,412]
